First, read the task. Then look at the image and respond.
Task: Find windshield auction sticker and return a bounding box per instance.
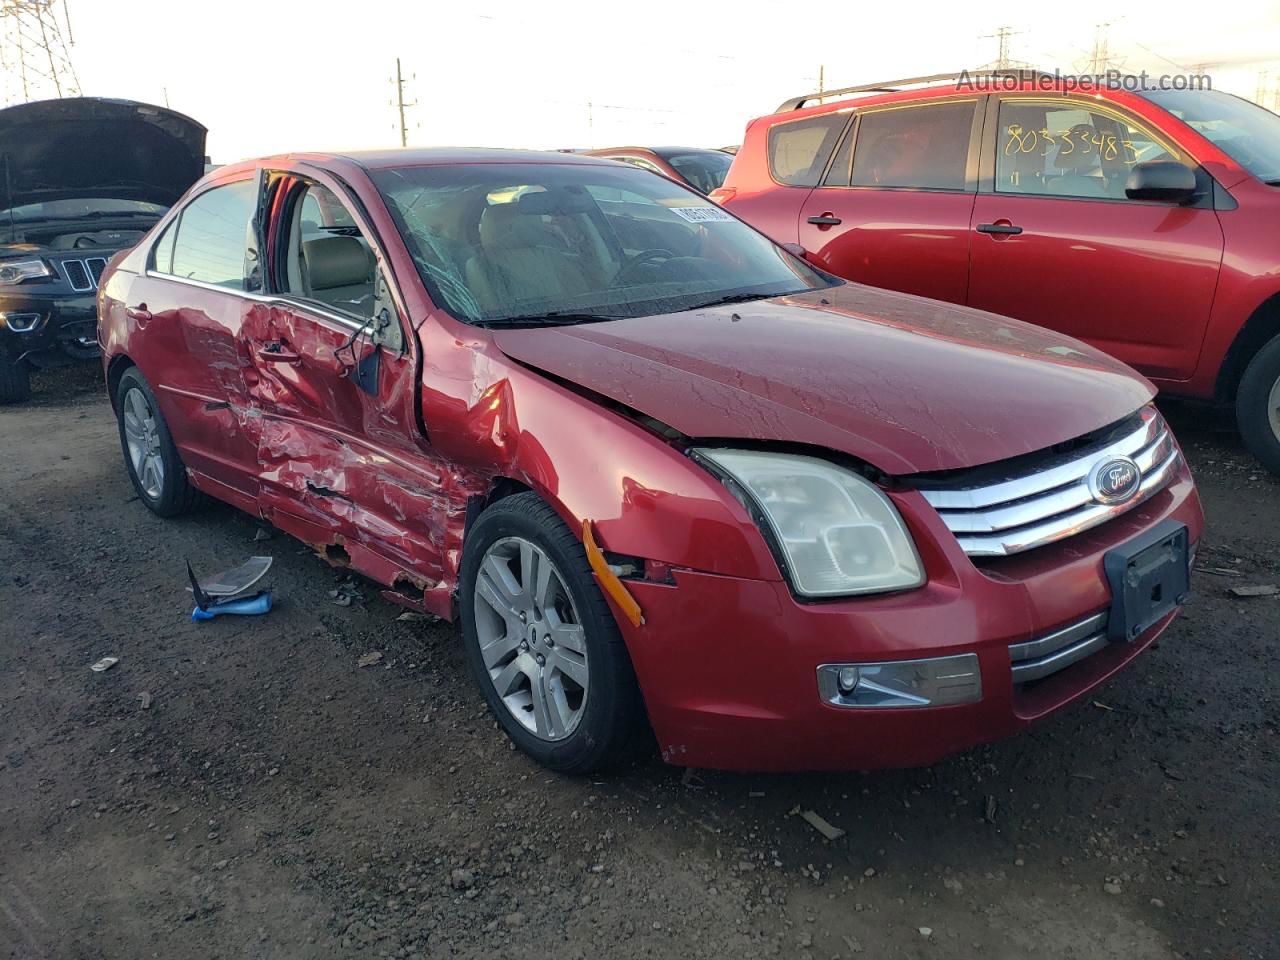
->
[670,206,733,223]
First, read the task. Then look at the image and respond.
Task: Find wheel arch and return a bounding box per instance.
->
[1216,291,1280,403]
[105,352,138,412]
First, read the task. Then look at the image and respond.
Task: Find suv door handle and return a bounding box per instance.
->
[807,214,842,226]
[125,304,152,323]
[976,222,1023,235]
[256,342,301,364]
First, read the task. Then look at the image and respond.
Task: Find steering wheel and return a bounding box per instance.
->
[615,248,676,285]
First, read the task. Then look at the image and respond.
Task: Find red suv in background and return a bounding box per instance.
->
[713,72,1280,475]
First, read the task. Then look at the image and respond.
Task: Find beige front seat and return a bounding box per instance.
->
[301,236,374,315]
[465,204,594,315]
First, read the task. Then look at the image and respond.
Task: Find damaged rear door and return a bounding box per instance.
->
[130,173,264,504]
[243,171,451,610]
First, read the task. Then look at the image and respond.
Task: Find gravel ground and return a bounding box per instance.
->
[1,363,1276,960]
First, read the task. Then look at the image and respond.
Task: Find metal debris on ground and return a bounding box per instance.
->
[680,767,704,790]
[330,579,363,607]
[89,657,119,672]
[789,805,846,841]
[394,611,435,623]
[1228,584,1278,598]
[137,692,151,709]
[357,651,383,668]
[984,795,998,823]
[252,527,274,542]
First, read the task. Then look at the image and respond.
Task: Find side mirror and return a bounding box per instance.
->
[346,308,393,396]
[1125,161,1198,204]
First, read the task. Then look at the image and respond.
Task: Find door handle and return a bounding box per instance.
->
[125,304,152,323]
[256,343,301,364]
[807,213,843,226]
[976,222,1023,235]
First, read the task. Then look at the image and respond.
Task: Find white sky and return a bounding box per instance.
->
[40,0,1280,162]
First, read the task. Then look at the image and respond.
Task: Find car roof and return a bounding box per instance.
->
[588,146,721,158]
[228,147,626,173]
[769,77,1139,121]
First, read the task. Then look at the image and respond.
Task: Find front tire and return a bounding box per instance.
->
[114,367,203,516]
[459,492,645,774]
[0,359,31,404]
[1236,335,1280,477]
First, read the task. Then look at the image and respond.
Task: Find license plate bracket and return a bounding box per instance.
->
[1104,519,1190,642]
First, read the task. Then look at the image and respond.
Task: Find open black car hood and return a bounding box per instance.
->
[0,97,207,210]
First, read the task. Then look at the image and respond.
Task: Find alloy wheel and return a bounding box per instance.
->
[122,385,165,500]
[1270,375,1280,442]
[472,536,589,741]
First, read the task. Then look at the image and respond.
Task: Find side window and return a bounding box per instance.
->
[768,112,849,186]
[282,182,381,322]
[850,101,976,190]
[822,126,855,186]
[168,180,257,289]
[995,100,1181,200]
[150,218,177,274]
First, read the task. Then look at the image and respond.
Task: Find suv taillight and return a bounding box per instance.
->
[708,187,736,206]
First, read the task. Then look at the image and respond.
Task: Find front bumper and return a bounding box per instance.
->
[0,290,98,364]
[616,460,1203,771]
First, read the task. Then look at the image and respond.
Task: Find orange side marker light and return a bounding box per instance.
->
[582,520,645,627]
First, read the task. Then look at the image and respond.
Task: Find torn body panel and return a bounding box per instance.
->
[241,299,488,620]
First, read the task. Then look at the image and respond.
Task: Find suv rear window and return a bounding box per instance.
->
[768,113,849,187]
[849,101,976,190]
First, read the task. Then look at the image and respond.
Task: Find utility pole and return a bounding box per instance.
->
[1255,70,1269,107]
[817,64,824,103]
[0,0,79,106]
[391,57,407,148]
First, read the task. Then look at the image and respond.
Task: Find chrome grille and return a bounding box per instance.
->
[914,407,1179,557]
[1010,612,1109,683]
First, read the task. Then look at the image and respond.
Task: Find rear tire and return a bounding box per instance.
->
[114,367,204,516]
[0,359,31,405]
[1236,335,1280,477]
[459,492,645,774]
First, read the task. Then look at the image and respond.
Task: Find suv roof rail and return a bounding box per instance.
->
[775,69,1057,112]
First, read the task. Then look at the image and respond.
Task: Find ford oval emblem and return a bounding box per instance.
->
[1089,456,1142,505]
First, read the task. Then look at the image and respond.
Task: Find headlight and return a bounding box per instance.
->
[0,259,53,285]
[696,449,924,597]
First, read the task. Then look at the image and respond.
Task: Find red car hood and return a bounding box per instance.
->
[492,283,1155,475]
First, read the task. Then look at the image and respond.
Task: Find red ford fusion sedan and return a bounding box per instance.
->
[97,148,1203,773]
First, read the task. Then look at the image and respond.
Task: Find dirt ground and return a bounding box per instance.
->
[1,363,1276,960]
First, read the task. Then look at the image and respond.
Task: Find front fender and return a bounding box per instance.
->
[419,317,780,585]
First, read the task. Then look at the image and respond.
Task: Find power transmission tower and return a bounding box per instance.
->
[978,26,1030,71]
[986,26,1017,69]
[1083,21,1122,75]
[1255,70,1270,106]
[391,57,416,148]
[0,0,79,106]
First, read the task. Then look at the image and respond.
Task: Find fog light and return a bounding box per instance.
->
[1,311,43,333]
[817,654,982,709]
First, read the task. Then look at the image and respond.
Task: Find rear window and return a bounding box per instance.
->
[768,112,850,186]
[849,101,976,190]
